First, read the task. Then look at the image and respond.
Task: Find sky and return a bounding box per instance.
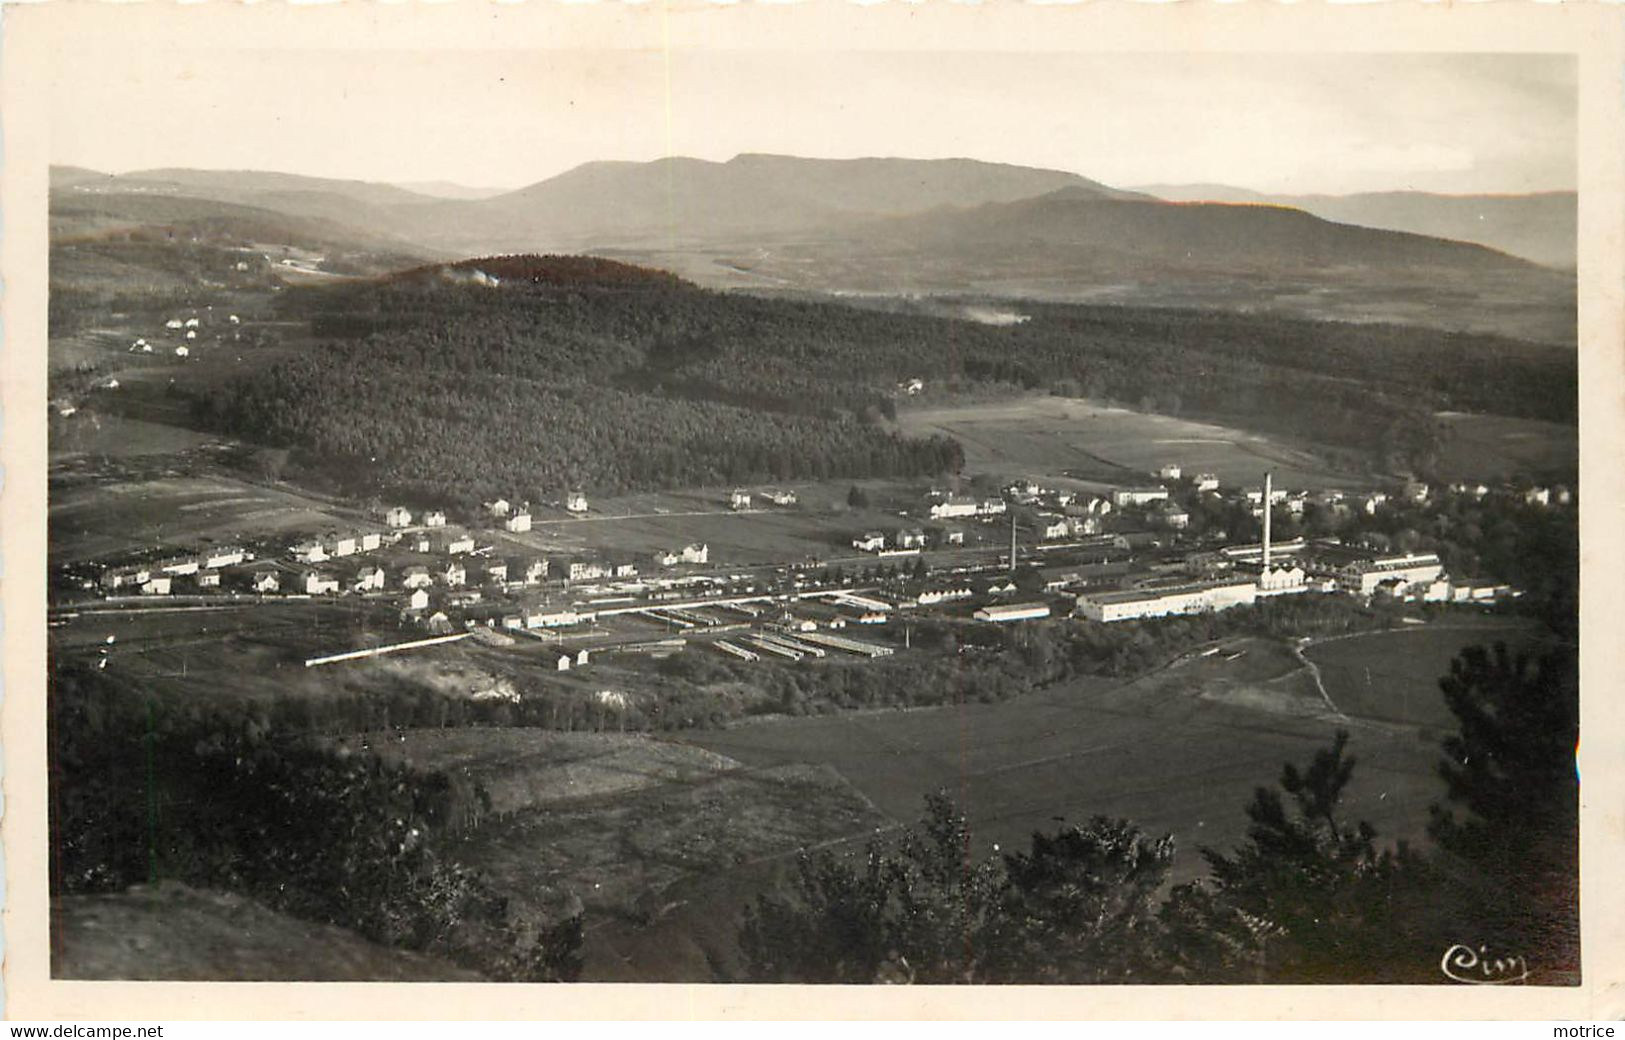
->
[49,49,1575,197]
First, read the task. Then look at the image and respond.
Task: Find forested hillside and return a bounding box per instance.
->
[191,255,1575,504]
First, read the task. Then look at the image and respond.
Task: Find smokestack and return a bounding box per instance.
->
[1262,471,1273,571]
[1010,511,1018,576]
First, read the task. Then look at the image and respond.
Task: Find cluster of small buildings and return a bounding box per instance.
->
[853,526,952,554]
[99,545,253,596]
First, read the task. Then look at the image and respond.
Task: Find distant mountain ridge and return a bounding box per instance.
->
[1138,184,1576,268]
[48,156,1576,343]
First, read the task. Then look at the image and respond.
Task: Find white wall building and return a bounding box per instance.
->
[1075,578,1258,623]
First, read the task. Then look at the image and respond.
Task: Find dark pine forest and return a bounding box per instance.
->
[190,255,1576,509]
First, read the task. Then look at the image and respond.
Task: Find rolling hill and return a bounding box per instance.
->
[1139,184,1576,269]
[47,156,1577,342]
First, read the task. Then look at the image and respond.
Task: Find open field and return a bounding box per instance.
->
[49,467,359,565]
[1433,411,1578,482]
[1307,620,1543,732]
[895,395,1365,489]
[54,882,483,981]
[441,753,887,932]
[555,620,1534,979]
[348,729,740,816]
[49,412,217,461]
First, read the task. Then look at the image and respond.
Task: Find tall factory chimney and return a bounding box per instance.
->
[1262,471,1273,571]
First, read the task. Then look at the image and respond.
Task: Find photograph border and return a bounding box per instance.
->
[4,0,1621,1021]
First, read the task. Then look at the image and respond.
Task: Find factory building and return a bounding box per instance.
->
[1074,578,1259,623]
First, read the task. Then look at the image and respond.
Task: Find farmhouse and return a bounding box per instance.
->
[932,526,966,546]
[978,498,1008,517]
[523,559,549,584]
[302,571,340,596]
[1113,486,1169,508]
[202,547,247,570]
[412,535,432,553]
[440,562,467,587]
[487,498,511,517]
[895,527,927,549]
[529,608,594,629]
[1154,503,1191,530]
[730,489,753,511]
[197,569,221,589]
[974,602,1051,623]
[101,565,151,591]
[505,511,532,534]
[852,532,887,553]
[354,565,386,592]
[402,566,432,589]
[1158,464,1182,480]
[358,531,382,552]
[406,588,431,612]
[251,570,279,593]
[1193,473,1221,492]
[568,560,609,582]
[764,490,798,506]
[1039,515,1071,541]
[566,491,589,514]
[484,562,508,584]
[140,576,173,596]
[291,539,328,564]
[385,506,413,528]
[929,495,979,520]
[1074,578,1258,623]
[424,511,447,528]
[159,557,200,577]
[655,543,710,567]
[445,535,475,555]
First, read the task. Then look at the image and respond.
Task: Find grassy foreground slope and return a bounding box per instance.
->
[54,882,484,981]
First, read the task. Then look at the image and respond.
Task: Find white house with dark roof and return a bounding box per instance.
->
[385,506,413,529]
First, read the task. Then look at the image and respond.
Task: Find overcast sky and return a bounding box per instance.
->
[50,49,1574,196]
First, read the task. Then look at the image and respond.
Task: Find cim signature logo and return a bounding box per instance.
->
[1440,944,1530,985]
